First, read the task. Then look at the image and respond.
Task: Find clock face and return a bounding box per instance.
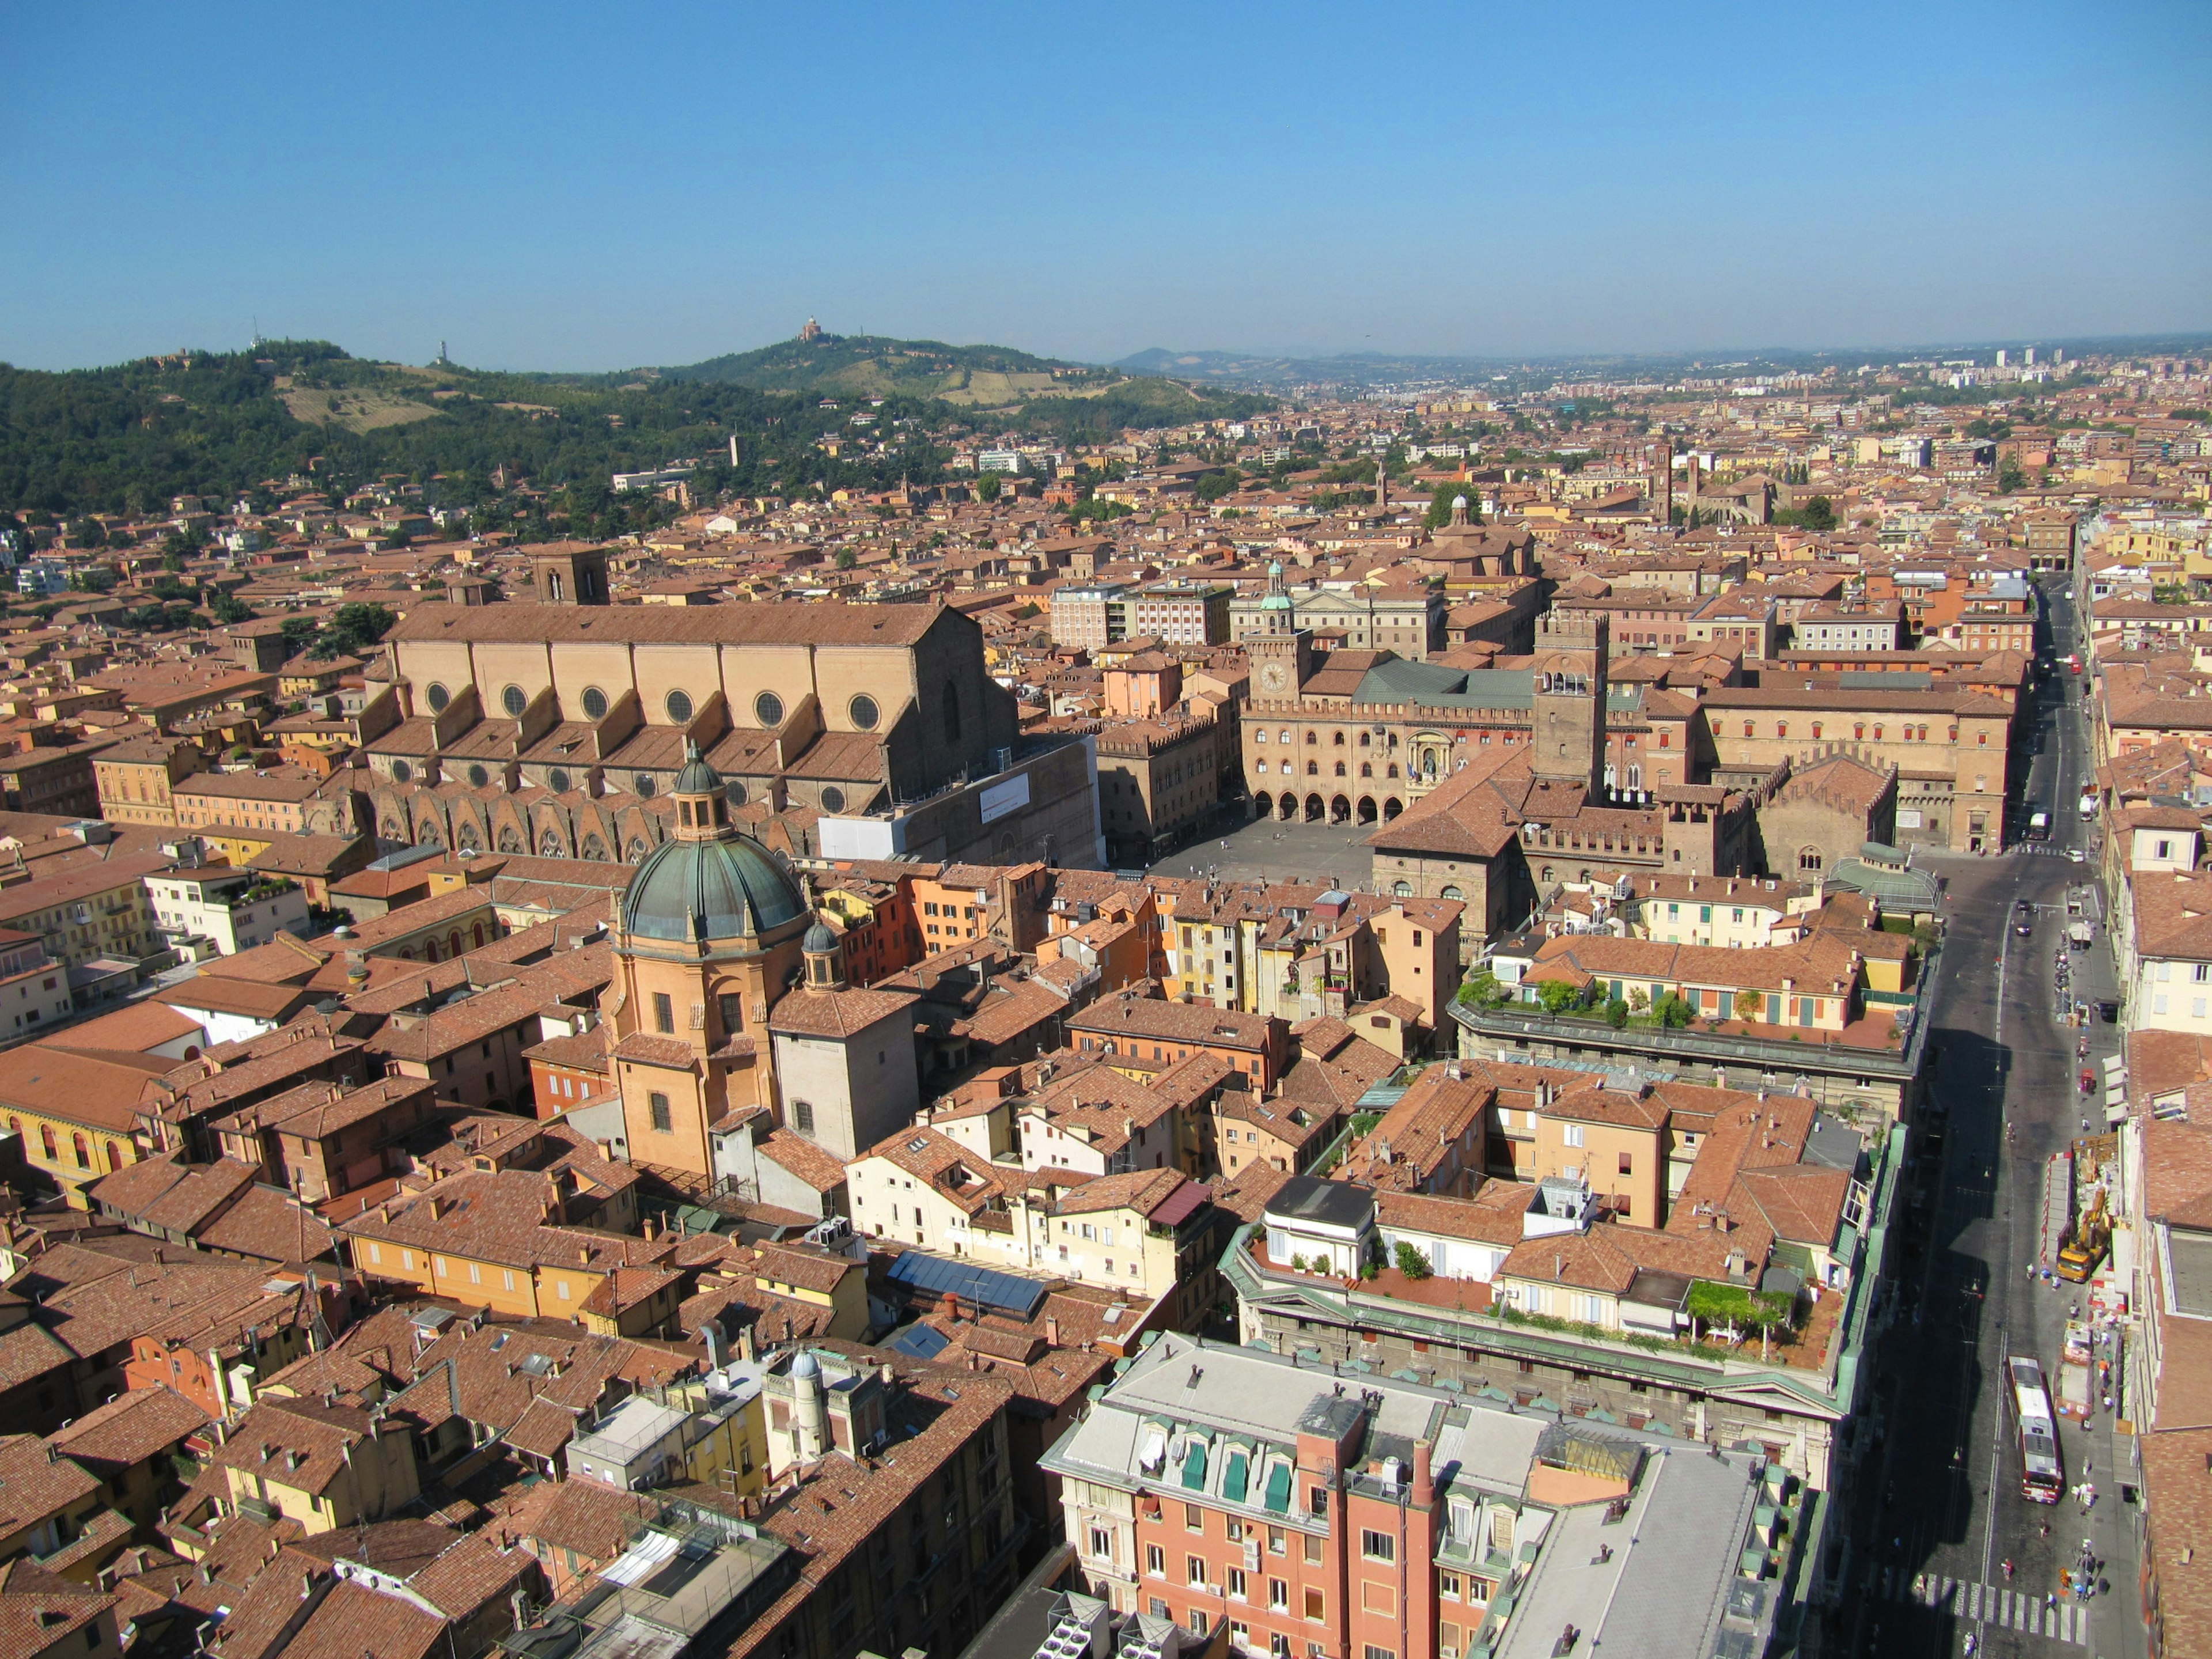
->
[1261,662,1287,693]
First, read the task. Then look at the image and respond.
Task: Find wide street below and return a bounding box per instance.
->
[1844,581,2142,1658]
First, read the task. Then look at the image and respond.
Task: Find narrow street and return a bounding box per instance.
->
[1845,580,2143,1658]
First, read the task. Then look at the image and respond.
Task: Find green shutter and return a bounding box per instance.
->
[1224,1449,1250,1504]
[1181,1440,1209,1490]
[1264,1461,1292,1513]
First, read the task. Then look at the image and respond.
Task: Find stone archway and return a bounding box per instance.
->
[1252,792,1272,820]
[1382,797,1404,821]
[1304,793,1324,823]
[1278,794,1297,822]
[1357,797,1377,825]
[1330,795,1350,824]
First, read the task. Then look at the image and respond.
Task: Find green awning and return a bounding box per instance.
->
[1182,1441,1209,1490]
[1264,1461,1292,1513]
[1224,1449,1250,1505]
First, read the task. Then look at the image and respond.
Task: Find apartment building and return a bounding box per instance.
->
[91,733,203,827]
[0,851,166,969]
[1624,873,1819,947]
[1067,990,1289,1092]
[846,1126,1216,1313]
[0,739,105,818]
[203,1393,422,1534]
[1790,601,1902,652]
[338,1168,668,1330]
[729,1345,1024,1659]
[147,864,311,957]
[1044,1332,1787,1658]
[0,928,74,1038]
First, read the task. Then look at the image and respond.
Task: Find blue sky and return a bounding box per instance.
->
[2,2,2206,370]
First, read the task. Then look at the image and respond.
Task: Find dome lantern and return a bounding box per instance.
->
[802,919,846,991]
[672,740,729,842]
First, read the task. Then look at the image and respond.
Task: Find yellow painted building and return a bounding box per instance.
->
[0,1045,156,1207]
[203,1398,421,1536]
[339,1169,647,1321]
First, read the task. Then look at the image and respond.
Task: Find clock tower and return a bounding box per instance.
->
[1249,560,1312,703]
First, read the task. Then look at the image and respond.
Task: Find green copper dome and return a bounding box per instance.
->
[622,832,808,942]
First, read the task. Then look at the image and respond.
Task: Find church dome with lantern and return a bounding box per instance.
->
[619,744,809,943]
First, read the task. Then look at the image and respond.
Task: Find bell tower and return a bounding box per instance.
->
[531,543,609,607]
[1531,611,1607,794]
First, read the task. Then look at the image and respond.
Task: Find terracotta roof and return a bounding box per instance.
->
[757,1129,847,1194]
[767,986,919,1039]
[501,1476,654,1562]
[0,1044,176,1134]
[2136,1426,2212,1655]
[0,1434,99,1539]
[0,1560,113,1658]
[1064,989,1278,1052]
[1054,1167,1195,1221]
[47,1384,209,1478]
[1377,1183,1535,1245]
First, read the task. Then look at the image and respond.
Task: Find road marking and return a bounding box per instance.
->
[1997,923,2010,1042]
[1881,1571,2090,1645]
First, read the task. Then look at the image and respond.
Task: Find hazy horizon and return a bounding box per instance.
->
[3,1,2206,374]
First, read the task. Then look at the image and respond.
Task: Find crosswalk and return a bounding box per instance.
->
[2017,844,2084,859]
[1865,1566,2093,1645]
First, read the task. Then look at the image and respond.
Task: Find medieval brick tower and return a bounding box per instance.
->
[1531,611,1608,794]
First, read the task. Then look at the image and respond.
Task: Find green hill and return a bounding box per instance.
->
[653,332,1108,405]
[0,340,939,520]
[649,330,1272,433]
[0,331,1272,520]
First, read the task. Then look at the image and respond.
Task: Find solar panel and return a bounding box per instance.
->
[883,1251,1048,1317]
[891,1324,950,1360]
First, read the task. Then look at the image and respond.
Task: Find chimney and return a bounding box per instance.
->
[1045,1316,1060,1346]
[738,1323,757,1362]
[1412,1438,1434,1506]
